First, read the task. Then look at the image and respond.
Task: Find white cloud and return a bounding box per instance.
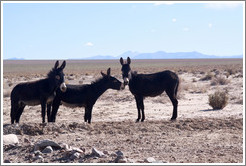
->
[208,23,212,28]
[204,3,243,9]
[85,42,94,47]
[172,18,177,22]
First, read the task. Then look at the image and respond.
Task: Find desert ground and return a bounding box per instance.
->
[2,59,244,163]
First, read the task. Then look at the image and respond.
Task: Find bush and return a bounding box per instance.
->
[210,75,229,86]
[200,72,214,81]
[225,68,236,76]
[208,90,229,110]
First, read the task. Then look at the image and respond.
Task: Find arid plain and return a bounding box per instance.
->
[2,59,244,163]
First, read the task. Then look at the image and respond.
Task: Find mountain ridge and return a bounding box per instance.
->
[85,51,243,60]
[5,51,243,60]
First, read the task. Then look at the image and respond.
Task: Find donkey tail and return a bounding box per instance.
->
[174,77,179,98]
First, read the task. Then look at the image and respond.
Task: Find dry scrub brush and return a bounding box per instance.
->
[210,75,230,86]
[199,72,214,81]
[208,90,229,110]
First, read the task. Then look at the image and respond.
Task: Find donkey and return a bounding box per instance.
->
[10,61,67,124]
[50,68,124,124]
[120,57,179,122]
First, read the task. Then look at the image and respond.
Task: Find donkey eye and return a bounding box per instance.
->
[55,75,60,80]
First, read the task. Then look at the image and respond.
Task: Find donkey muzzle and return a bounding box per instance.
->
[123,77,129,86]
[60,82,67,92]
[120,83,125,90]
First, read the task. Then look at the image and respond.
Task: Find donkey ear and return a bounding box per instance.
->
[107,68,111,76]
[101,71,106,77]
[127,57,131,64]
[59,61,66,70]
[54,61,59,69]
[120,57,124,65]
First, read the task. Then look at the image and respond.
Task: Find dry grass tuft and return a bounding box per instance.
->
[208,90,229,110]
[200,72,214,81]
[210,75,230,86]
[3,90,11,98]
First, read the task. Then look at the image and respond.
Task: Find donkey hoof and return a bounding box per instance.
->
[141,119,145,122]
[135,119,140,123]
[170,118,177,121]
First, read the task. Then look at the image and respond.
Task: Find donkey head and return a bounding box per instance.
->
[48,61,67,92]
[120,57,131,86]
[101,68,124,90]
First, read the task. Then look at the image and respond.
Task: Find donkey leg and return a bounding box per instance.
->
[140,98,145,122]
[41,101,47,123]
[47,104,52,122]
[15,105,25,124]
[84,108,88,122]
[135,96,142,122]
[50,99,61,122]
[166,90,178,120]
[86,106,93,124]
[11,101,19,124]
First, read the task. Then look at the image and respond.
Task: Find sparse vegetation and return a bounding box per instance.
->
[200,72,214,81]
[209,90,229,110]
[3,90,11,98]
[210,75,230,86]
[3,59,243,163]
[189,84,208,94]
[225,68,236,76]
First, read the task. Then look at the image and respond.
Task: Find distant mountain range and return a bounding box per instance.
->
[85,51,243,60]
[6,57,25,60]
[6,51,243,60]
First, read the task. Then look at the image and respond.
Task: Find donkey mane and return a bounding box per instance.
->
[90,76,107,87]
[47,68,60,78]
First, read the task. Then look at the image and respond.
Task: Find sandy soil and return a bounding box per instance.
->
[2,59,244,163]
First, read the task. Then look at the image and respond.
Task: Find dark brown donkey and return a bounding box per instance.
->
[120,57,179,122]
[50,68,124,124]
[10,61,67,124]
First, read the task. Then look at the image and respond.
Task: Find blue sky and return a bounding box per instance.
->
[2,2,244,60]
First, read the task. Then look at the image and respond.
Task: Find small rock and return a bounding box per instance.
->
[71,147,84,153]
[34,139,61,151]
[76,138,82,141]
[144,157,156,163]
[24,138,30,143]
[42,146,53,153]
[116,150,124,156]
[153,160,164,163]
[3,134,19,145]
[103,150,109,155]
[67,76,74,80]
[92,147,105,157]
[70,152,80,160]
[62,151,71,158]
[60,143,70,151]
[28,153,35,160]
[115,155,128,163]
[4,144,17,151]
[127,158,135,163]
[171,143,176,147]
[118,157,128,163]
[35,155,44,162]
[34,150,42,156]
[4,159,11,163]
[110,153,117,157]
